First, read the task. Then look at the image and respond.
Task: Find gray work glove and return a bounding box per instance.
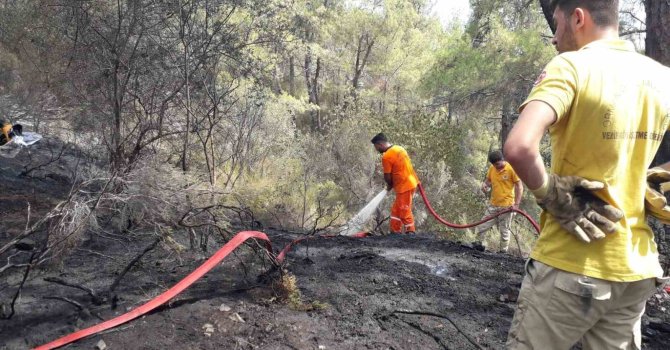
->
[536,174,623,243]
[646,167,670,224]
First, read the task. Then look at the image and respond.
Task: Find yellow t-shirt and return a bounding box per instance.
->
[487,163,520,207]
[382,145,419,193]
[521,39,670,281]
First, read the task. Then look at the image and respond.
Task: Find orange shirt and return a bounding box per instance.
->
[382,145,419,193]
[1,122,12,145]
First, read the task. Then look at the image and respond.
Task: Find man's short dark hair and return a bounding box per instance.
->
[550,0,618,27]
[371,133,388,144]
[488,150,504,164]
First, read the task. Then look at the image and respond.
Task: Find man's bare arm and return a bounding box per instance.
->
[503,101,556,193]
[481,179,491,194]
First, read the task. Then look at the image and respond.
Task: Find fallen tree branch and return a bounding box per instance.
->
[0,174,117,260]
[0,251,30,274]
[20,142,68,177]
[392,310,485,350]
[44,277,104,305]
[38,174,118,263]
[396,317,450,350]
[44,296,104,321]
[45,296,83,310]
[2,253,35,319]
[109,237,161,293]
[75,248,119,261]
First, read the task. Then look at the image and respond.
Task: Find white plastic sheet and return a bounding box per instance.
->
[0,131,43,158]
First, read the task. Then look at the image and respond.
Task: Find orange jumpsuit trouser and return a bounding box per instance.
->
[390,188,415,233]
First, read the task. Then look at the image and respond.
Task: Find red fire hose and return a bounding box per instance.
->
[34,230,370,350]
[417,183,541,234]
[34,231,275,350]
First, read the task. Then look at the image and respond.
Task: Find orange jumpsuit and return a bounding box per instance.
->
[382,145,419,233]
[1,122,12,146]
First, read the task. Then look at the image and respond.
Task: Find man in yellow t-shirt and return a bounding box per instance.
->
[371,133,419,234]
[473,150,523,253]
[503,1,669,349]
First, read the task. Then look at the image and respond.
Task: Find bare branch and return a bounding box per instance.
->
[1,253,35,319]
[109,237,160,293]
[620,29,647,37]
[44,277,104,305]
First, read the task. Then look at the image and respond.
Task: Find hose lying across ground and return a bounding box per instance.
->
[417,183,541,234]
[34,184,540,349]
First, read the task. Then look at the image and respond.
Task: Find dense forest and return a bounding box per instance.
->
[0,0,666,261]
[3,1,670,349]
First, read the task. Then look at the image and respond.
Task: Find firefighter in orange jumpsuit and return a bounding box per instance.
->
[0,120,22,146]
[371,133,419,234]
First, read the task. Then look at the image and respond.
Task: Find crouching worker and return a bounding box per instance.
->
[473,150,523,253]
[371,133,419,234]
[1,120,23,146]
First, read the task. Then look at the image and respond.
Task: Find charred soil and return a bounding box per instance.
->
[1,146,669,349]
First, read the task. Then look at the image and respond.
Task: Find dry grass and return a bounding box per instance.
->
[275,272,329,311]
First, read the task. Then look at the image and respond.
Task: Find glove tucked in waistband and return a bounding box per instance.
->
[535,174,623,243]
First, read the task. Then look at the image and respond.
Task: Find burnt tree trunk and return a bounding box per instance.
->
[648,0,670,165]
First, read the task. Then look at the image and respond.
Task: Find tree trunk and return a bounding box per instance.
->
[352,33,374,92]
[645,0,670,64]
[289,55,295,96]
[180,0,191,173]
[111,57,123,169]
[314,57,322,130]
[304,53,313,102]
[645,0,670,275]
[447,93,454,124]
[500,98,513,148]
[304,52,322,131]
[647,0,670,166]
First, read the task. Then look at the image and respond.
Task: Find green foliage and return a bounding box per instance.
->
[426,5,554,115]
[241,155,348,231]
[0,0,558,241]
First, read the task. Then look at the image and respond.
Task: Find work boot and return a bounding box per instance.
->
[472,241,485,252]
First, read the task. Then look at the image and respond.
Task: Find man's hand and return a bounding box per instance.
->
[536,174,623,243]
[645,167,670,224]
